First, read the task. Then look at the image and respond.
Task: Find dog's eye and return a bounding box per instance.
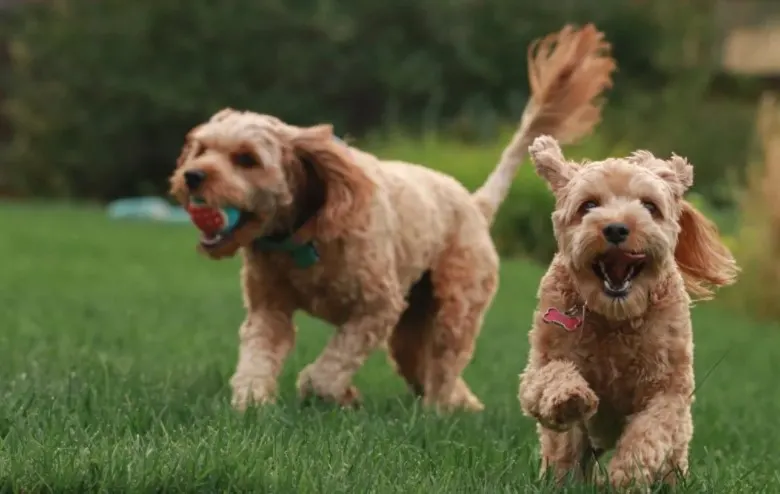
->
[579,200,599,214]
[642,200,660,216]
[231,152,259,168]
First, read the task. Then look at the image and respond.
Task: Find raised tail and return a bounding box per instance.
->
[473,24,617,223]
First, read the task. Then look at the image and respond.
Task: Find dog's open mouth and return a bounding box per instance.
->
[198,211,253,249]
[200,231,232,248]
[592,249,647,297]
[187,198,255,250]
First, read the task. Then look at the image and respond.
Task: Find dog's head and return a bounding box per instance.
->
[168,108,374,259]
[530,135,737,321]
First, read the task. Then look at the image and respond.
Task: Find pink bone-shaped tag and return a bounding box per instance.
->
[542,307,583,331]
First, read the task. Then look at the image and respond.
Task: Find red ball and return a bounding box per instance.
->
[187,204,228,236]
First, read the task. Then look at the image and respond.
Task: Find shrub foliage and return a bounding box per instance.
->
[0,0,757,260]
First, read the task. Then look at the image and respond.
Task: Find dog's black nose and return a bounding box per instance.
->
[603,223,630,244]
[184,169,206,191]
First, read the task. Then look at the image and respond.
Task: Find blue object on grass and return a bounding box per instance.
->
[106,196,189,223]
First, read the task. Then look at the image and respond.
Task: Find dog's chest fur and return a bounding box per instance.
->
[533,298,694,448]
[287,268,359,324]
[242,241,406,326]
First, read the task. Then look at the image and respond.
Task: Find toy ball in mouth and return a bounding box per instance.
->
[186,198,241,238]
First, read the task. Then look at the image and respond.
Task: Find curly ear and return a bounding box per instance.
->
[675,200,739,300]
[629,151,693,198]
[529,135,576,194]
[290,124,375,241]
[657,154,693,197]
[669,154,693,190]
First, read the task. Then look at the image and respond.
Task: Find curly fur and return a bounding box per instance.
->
[167,24,616,412]
[171,110,500,411]
[519,136,738,489]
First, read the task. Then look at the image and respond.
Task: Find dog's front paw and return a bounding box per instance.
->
[537,383,598,431]
[296,365,361,408]
[229,373,277,411]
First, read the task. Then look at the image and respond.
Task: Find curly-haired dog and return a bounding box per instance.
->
[518,135,739,488]
[168,25,616,412]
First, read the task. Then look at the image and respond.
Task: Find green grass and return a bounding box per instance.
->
[0,202,779,493]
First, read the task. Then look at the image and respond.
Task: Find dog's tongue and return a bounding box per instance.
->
[603,250,645,283]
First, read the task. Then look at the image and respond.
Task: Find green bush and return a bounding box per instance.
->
[1,0,683,200]
[0,0,752,261]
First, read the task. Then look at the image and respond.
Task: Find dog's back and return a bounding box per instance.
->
[340,147,493,286]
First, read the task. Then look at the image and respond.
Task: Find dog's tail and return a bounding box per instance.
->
[473,24,617,223]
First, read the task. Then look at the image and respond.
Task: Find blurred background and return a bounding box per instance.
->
[0,0,777,319]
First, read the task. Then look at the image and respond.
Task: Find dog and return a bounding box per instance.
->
[168,24,615,412]
[518,135,738,488]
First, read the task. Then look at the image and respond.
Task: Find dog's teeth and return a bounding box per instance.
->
[201,234,223,246]
[604,278,632,293]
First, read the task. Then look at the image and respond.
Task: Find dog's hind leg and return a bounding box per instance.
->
[387,272,436,396]
[419,235,499,412]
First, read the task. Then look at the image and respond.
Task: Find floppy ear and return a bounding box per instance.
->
[290,124,375,241]
[675,200,739,300]
[529,135,576,194]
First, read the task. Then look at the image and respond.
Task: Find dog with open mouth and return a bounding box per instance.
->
[168,25,616,413]
[518,135,739,489]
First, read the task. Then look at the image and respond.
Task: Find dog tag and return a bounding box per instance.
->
[542,307,583,331]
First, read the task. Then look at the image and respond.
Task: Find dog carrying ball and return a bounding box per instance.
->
[186,198,241,237]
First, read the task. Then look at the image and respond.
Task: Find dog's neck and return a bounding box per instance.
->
[265,156,326,242]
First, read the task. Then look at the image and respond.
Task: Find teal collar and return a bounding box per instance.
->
[250,135,350,269]
[252,236,319,268]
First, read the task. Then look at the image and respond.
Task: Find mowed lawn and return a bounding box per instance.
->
[1,203,779,493]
